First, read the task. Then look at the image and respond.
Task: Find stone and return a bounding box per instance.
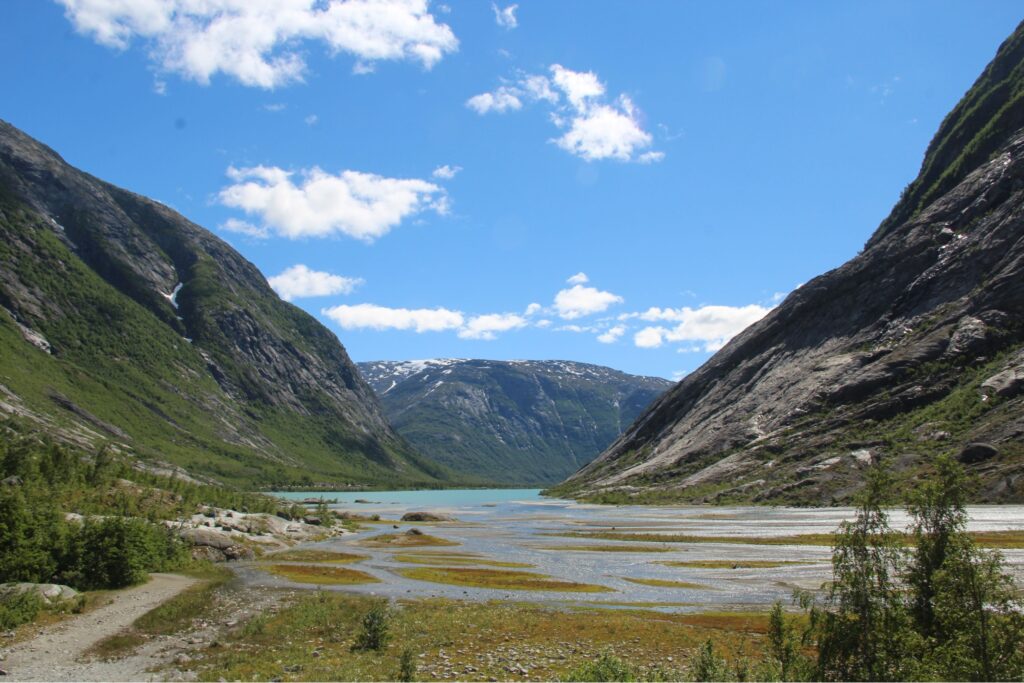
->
[981,364,1024,398]
[406,528,424,536]
[0,476,22,487]
[400,512,454,522]
[958,443,999,465]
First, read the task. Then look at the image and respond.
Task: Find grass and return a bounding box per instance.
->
[392,552,534,569]
[264,549,369,564]
[657,560,820,569]
[535,544,676,553]
[357,532,460,548]
[263,564,381,586]
[187,593,770,681]
[395,567,613,593]
[622,577,713,590]
[87,566,232,661]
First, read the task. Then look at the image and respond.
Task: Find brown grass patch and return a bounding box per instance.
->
[657,560,819,569]
[396,567,612,592]
[535,544,674,553]
[393,553,533,568]
[622,577,712,590]
[357,532,459,548]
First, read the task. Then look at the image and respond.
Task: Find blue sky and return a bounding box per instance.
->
[2,1,1022,380]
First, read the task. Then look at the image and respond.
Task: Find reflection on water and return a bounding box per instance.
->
[245,491,1024,613]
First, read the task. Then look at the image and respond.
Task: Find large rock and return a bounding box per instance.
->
[958,443,999,465]
[0,583,77,605]
[400,511,454,522]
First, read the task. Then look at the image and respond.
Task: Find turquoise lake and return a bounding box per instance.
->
[271,488,543,507]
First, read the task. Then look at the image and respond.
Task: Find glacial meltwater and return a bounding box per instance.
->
[243,490,1024,613]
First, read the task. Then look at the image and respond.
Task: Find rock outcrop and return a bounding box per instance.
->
[555,22,1024,504]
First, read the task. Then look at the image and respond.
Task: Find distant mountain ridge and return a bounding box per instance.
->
[0,120,448,488]
[359,359,672,485]
[553,22,1024,505]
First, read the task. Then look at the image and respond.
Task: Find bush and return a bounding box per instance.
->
[65,517,187,590]
[0,589,44,630]
[689,639,730,682]
[397,648,417,682]
[353,601,391,651]
[563,650,639,682]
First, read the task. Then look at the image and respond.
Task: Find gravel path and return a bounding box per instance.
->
[0,573,198,682]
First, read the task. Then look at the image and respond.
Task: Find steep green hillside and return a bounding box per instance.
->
[360,360,671,485]
[0,121,448,489]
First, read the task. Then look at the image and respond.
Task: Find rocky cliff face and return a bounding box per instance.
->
[0,120,446,488]
[555,23,1024,505]
[359,359,672,485]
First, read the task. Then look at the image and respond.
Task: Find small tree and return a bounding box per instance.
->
[353,600,391,651]
[397,648,417,682]
[907,455,1024,680]
[813,464,918,681]
[689,639,730,682]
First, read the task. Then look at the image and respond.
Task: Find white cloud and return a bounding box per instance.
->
[566,272,589,285]
[492,3,518,29]
[524,302,543,316]
[322,303,463,333]
[262,102,287,112]
[553,96,652,162]
[352,61,375,75]
[458,313,527,340]
[553,284,623,320]
[57,0,458,89]
[467,64,660,162]
[304,114,319,126]
[220,217,269,239]
[218,165,446,242]
[268,264,362,301]
[597,325,626,344]
[634,327,664,348]
[630,304,770,351]
[466,87,522,114]
[432,164,461,180]
[535,319,552,328]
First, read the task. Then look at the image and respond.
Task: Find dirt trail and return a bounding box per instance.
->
[0,573,198,682]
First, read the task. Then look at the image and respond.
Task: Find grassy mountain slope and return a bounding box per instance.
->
[0,121,448,489]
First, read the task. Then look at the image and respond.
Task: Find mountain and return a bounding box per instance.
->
[554,23,1024,505]
[0,120,449,489]
[358,359,672,485]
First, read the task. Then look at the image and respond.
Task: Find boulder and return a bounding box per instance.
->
[179,527,236,551]
[406,528,424,536]
[0,476,22,487]
[981,365,1024,398]
[400,511,454,522]
[957,442,999,465]
[0,583,77,605]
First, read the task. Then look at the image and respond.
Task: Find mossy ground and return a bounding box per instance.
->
[357,533,460,548]
[535,543,676,553]
[392,553,533,569]
[395,567,612,593]
[264,564,380,586]
[265,549,370,564]
[187,593,771,681]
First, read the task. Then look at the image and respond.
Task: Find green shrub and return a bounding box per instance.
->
[563,650,639,681]
[0,589,44,630]
[397,648,417,682]
[65,517,187,589]
[353,600,391,651]
[689,639,730,682]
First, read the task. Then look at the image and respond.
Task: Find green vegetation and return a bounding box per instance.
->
[188,593,765,681]
[396,567,613,592]
[0,590,45,630]
[535,544,676,553]
[353,601,391,651]
[263,564,380,585]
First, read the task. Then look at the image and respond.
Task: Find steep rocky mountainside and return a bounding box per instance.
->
[0,120,448,488]
[359,359,672,485]
[555,23,1024,505]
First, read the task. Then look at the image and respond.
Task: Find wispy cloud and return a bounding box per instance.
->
[492,3,518,29]
[56,0,458,89]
